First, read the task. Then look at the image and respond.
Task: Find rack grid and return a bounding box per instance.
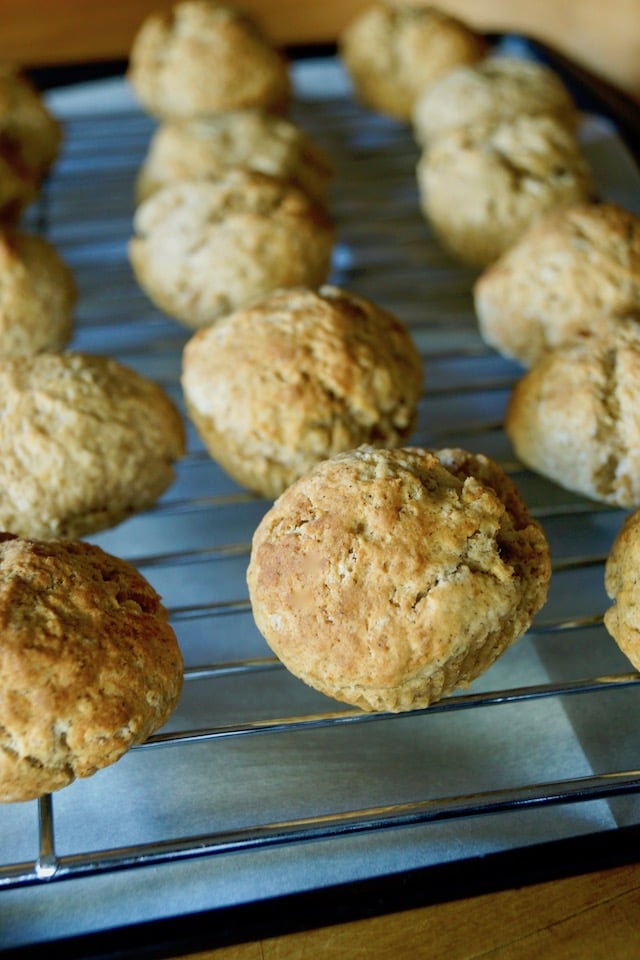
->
[2,54,640,951]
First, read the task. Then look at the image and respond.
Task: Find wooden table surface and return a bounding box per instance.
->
[2,0,639,97]
[170,862,640,959]
[3,3,640,956]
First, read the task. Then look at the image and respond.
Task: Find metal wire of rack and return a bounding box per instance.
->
[2,54,640,952]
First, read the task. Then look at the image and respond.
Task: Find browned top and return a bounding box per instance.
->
[181,285,424,497]
[0,535,183,802]
[130,169,335,328]
[0,229,76,355]
[339,2,486,120]
[135,108,334,205]
[127,0,292,119]
[0,351,186,539]
[247,445,550,712]
[605,508,640,670]
[505,317,640,507]
[413,55,578,145]
[475,202,640,367]
[0,63,63,223]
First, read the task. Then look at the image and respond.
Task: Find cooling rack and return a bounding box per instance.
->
[2,48,640,955]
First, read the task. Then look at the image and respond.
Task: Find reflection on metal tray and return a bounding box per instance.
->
[2,51,640,954]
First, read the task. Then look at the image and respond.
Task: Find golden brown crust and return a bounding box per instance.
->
[0,64,63,223]
[129,170,335,328]
[604,510,640,670]
[474,202,640,367]
[127,0,291,119]
[135,109,334,205]
[339,3,486,122]
[181,285,424,498]
[0,352,186,539]
[505,318,640,507]
[247,445,550,712]
[416,113,595,268]
[0,535,183,803]
[413,55,578,146]
[0,229,76,356]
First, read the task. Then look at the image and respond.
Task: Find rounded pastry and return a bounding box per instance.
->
[339,2,485,122]
[247,445,551,712]
[0,534,183,803]
[129,170,335,329]
[0,64,63,222]
[413,55,578,146]
[474,202,640,367]
[0,229,76,356]
[0,352,186,539]
[505,318,640,507]
[416,113,595,268]
[127,0,291,119]
[604,509,640,671]
[135,109,333,206]
[181,285,424,498]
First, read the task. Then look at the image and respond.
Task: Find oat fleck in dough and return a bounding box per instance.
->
[127,0,291,120]
[129,170,335,329]
[604,509,640,671]
[247,445,550,713]
[0,352,186,538]
[0,535,183,803]
[339,3,485,122]
[505,317,640,507]
[474,202,640,367]
[181,286,424,498]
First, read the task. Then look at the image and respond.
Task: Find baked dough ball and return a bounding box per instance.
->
[129,170,335,329]
[0,64,63,222]
[135,109,333,206]
[247,445,551,713]
[0,229,76,356]
[604,509,640,671]
[416,113,595,268]
[181,285,424,498]
[339,3,485,122]
[0,352,186,539]
[0,534,183,802]
[474,203,640,367]
[505,318,640,507]
[127,0,291,120]
[413,55,578,147]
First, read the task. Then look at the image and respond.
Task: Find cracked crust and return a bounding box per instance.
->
[604,509,640,670]
[126,0,291,119]
[129,170,335,329]
[474,202,640,367]
[339,3,485,122]
[0,229,76,356]
[135,109,334,206]
[416,113,594,267]
[247,445,550,712]
[413,56,577,147]
[181,285,424,498]
[0,534,183,802]
[505,318,640,506]
[0,352,186,538]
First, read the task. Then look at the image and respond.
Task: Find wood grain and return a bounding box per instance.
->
[173,863,640,959]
